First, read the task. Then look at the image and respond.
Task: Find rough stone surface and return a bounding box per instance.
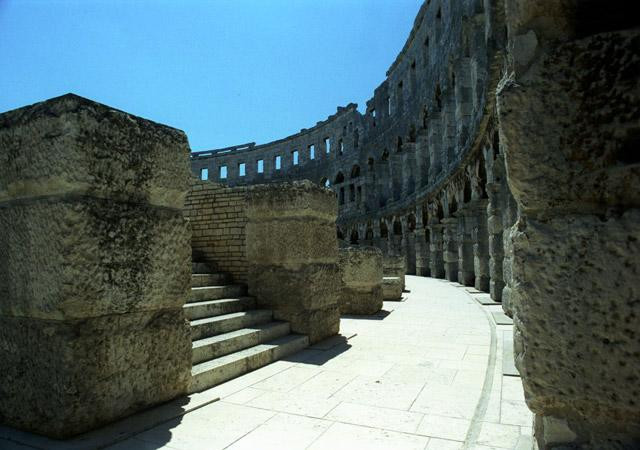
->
[383,255,406,292]
[0,93,191,209]
[499,20,640,449]
[245,181,341,344]
[0,309,191,438]
[0,94,192,438]
[0,198,190,320]
[338,246,383,315]
[382,277,403,301]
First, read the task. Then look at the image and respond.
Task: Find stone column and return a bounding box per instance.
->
[498,14,640,447]
[442,217,459,282]
[428,223,445,278]
[245,181,340,344]
[414,211,430,276]
[0,94,192,438]
[469,199,490,292]
[456,207,476,286]
[338,247,383,315]
[486,182,504,301]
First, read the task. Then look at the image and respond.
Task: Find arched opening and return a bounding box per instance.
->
[334,172,345,184]
[478,155,488,198]
[367,157,375,171]
[422,105,429,129]
[408,214,416,231]
[449,195,458,215]
[320,177,330,188]
[381,149,389,161]
[365,225,374,241]
[350,165,361,179]
[380,220,389,239]
[393,220,403,236]
[437,202,444,221]
[350,229,359,245]
[464,177,472,203]
[396,136,403,153]
[337,226,344,241]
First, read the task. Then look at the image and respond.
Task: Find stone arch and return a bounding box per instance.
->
[380,220,389,239]
[407,213,416,231]
[334,171,345,184]
[393,219,403,236]
[350,165,361,179]
[350,228,359,245]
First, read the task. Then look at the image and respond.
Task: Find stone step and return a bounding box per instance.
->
[183,297,257,321]
[191,273,231,287]
[192,321,291,365]
[192,262,215,274]
[190,309,272,341]
[189,334,309,393]
[189,285,247,303]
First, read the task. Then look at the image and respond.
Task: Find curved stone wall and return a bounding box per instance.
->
[191,0,508,285]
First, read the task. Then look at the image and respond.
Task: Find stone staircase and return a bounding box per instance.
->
[187,262,309,393]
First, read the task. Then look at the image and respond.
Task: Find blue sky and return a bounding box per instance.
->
[0,0,422,151]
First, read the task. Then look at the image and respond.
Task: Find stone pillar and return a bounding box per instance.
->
[501,190,518,315]
[428,224,445,278]
[470,199,490,292]
[442,217,459,282]
[245,181,340,344]
[486,182,504,301]
[456,207,476,286]
[383,255,406,292]
[415,211,430,276]
[0,94,192,438]
[338,247,383,315]
[498,12,640,447]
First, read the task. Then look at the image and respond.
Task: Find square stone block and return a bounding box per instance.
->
[0,93,191,208]
[0,197,190,319]
[0,309,191,438]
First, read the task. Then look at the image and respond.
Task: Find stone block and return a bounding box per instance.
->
[382,277,403,301]
[0,93,191,209]
[383,255,406,291]
[0,309,191,438]
[338,247,383,315]
[0,197,191,320]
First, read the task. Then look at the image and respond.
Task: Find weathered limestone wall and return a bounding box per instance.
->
[245,181,341,343]
[338,246,383,315]
[184,180,248,283]
[498,3,640,447]
[0,94,192,438]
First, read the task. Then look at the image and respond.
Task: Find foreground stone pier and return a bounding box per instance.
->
[0,94,192,438]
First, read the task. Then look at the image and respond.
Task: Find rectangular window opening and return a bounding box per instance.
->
[324,137,331,154]
[219,165,228,180]
[257,159,264,174]
[238,162,246,177]
[292,150,299,165]
[275,155,282,170]
[309,144,315,160]
[200,168,208,180]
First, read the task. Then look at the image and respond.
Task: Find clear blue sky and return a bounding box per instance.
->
[0,0,422,151]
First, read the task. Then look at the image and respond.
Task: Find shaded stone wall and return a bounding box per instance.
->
[497,2,640,448]
[0,94,192,438]
[184,180,248,283]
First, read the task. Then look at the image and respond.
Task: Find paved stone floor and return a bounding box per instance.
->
[0,276,535,450]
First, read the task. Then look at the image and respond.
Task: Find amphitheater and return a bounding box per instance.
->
[1,1,639,449]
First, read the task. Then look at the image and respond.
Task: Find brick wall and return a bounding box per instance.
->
[184,179,248,283]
